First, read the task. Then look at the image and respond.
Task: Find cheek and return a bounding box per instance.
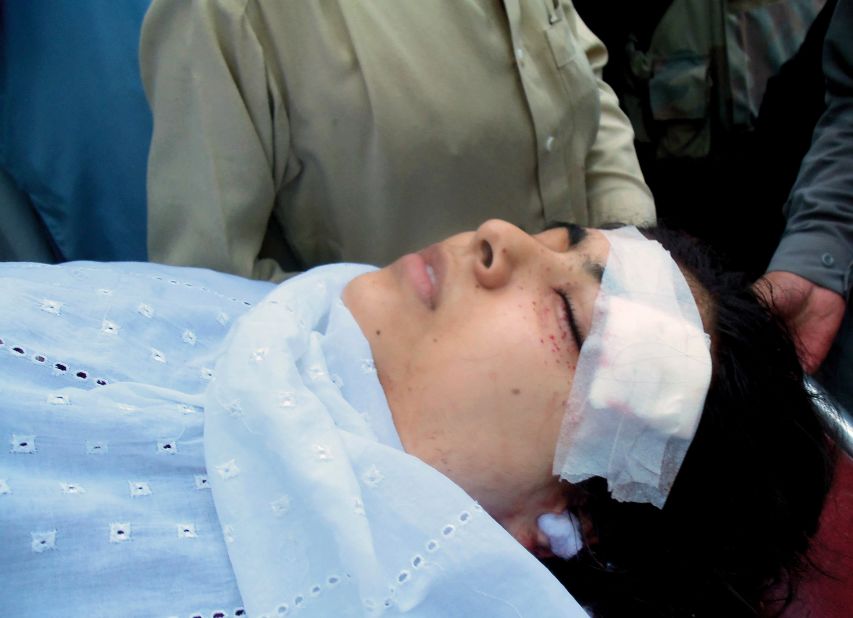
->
[411,310,572,412]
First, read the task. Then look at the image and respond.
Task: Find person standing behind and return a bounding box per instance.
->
[140,0,655,281]
[758,0,852,409]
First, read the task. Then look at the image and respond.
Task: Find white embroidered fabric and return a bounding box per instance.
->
[553,227,713,508]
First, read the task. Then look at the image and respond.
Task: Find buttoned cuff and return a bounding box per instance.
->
[768,233,852,300]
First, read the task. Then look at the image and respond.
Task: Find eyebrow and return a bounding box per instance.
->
[545,221,604,283]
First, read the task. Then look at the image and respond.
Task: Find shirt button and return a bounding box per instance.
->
[515,48,525,63]
[545,135,556,152]
[821,253,835,267]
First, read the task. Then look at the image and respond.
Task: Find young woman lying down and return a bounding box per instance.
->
[0,220,833,617]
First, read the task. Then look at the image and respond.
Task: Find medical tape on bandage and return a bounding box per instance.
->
[552,226,712,508]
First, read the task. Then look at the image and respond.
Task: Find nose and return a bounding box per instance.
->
[471,219,532,289]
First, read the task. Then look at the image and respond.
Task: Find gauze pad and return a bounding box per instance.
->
[538,512,583,560]
[553,226,712,508]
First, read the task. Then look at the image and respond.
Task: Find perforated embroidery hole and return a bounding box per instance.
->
[137,303,154,318]
[157,440,177,454]
[86,440,108,455]
[459,511,471,524]
[101,320,119,335]
[129,481,151,497]
[194,475,209,490]
[11,434,36,454]
[411,555,424,569]
[216,459,240,480]
[311,584,322,596]
[75,370,88,380]
[362,465,384,488]
[33,354,46,364]
[426,539,439,552]
[54,362,68,373]
[293,595,304,608]
[95,378,108,386]
[212,612,227,618]
[48,394,70,405]
[313,444,332,461]
[442,524,456,537]
[12,346,24,356]
[327,575,340,587]
[397,570,410,584]
[177,523,197,538]
[354,497,366,516]
[109,522,131,542]
[276,605,289,616]
[60,482,85,494]
[40,299,62,314]
[150,349,166,363]
[31,530,56,552]
[234,608,245,616]
[270,495,291,517]
[0,479,10,495]
[182,330,197,345]
[201,367,215,380]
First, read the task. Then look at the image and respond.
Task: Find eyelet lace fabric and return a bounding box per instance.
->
[0,261,270,617]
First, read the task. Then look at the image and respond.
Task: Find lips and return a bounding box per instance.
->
[398,244,444,309]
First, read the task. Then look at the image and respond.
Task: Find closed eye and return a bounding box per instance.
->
[556,289,583,350]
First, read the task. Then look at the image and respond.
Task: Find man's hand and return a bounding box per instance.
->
[755,271,846,373]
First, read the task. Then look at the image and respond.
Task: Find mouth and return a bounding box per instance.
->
[397,244,444,309]
[419,244,444,308]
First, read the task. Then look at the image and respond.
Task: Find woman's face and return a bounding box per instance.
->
[343,219,610,552]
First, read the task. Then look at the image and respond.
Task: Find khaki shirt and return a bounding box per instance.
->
[142,0,655,281]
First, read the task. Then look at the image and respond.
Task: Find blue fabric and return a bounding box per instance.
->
[0,261,272,617]
[0,1,151,261]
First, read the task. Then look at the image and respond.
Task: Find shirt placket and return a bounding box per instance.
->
[502,0,573,224]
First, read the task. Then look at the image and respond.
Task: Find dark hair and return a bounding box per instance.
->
[546,227,836,617]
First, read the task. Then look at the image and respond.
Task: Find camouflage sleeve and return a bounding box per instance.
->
[767,0,853,299]
[565,1,657,227]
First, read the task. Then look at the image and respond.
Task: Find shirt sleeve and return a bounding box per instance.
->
[767,0,853,299]
[566,2,656,227]
[141,0,289,281]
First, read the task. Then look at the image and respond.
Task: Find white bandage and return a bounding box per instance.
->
[537,511,583,560]
[553,227,712,508]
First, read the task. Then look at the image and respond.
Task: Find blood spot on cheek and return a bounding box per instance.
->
[549,334,561,354]
[511,388,521,395]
